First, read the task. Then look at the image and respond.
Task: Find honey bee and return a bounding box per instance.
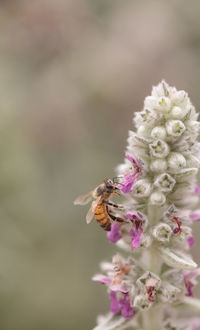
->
[74,178,126,231]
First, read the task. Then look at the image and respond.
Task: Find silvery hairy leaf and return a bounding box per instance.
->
[94,313,136,330]
[159,247,197,270]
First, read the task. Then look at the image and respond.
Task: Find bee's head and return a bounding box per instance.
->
[104,178,120,195]
[103,178,113,189]
[105,178,113,188]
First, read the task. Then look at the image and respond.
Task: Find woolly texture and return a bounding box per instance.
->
[85,82,200,330]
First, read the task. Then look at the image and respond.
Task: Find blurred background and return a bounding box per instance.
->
[0,0,200,329]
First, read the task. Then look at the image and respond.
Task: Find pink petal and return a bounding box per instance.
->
[184,269,200,297]
[110,283,129,293]
[191,319,200,329]
[129,228,142,249]
[92,274,112,284]
[126,212,143,249]
[119,294,135,319]
[185,280,194,296]
[109,291,121,314]
[125,153,140,168]
[117,173,137,194]
[117,154,141,194]
[184,268,200,281]
[107,223,122,244]
[188,236,195,247]
[195,185,200,195]
[190,211,200,221]
[126,212,142,221]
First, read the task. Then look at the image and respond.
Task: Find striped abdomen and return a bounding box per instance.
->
[94,202,111,231]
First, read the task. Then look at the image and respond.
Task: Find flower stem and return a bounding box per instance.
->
[142,305,163,330]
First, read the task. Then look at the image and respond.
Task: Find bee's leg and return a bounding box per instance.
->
[105,201,124,209]
[108,211,127,223]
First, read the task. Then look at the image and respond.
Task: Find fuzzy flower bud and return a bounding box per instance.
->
[151,126,167,140]
[171,90,190,112]
[150,158,168,172]
[149,139,170,158]
[157,96,171,113]
[134,108,158,128]
[154,173,176,192]
[152,223,172,242]
[159,281,181,303]
[137,125,151,138]
[132,179,151,198]
[166,119,186,137]
[136,271,161,304]
[168,152,186,171]
[187,120,200,135]
[149,190,166,206]
[171,106,185,119]
[145,95,171,113]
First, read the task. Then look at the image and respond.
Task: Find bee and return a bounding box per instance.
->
[74,178,126,231]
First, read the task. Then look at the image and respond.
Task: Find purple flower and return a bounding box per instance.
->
[119,294,135,319]
[110,283,128,293]
[190,211,200,222]
[109,291,135,319]
[93,256,135,319]
[92,274,112,285]
[185,280,194,297]
[92,274,128,293]
[117,154,142,194]
[107,223,122,244]
[109,291,121,314]
[126,212,143,249]
[188,236,195,247]
[129,228,142,249]
[117,173,137,194]
[93,256,131,294]
[184,268,200,296]
[195,185,200,195]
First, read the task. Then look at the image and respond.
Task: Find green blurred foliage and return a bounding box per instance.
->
[0,0,199,329]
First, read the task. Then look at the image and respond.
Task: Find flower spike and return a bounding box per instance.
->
[76,81,200,329]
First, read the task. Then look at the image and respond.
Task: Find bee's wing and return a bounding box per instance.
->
[74,191,93,205]
[86,197,101,224]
